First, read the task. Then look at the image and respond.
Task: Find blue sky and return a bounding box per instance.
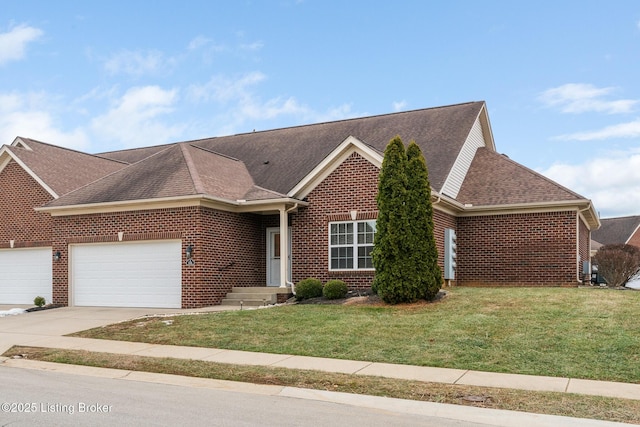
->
[1,1,639,218]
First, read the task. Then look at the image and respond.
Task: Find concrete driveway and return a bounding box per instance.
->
[0,305,235,354]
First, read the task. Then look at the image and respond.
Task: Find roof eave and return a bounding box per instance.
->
[36,194,307,217]
[460,199,601,229]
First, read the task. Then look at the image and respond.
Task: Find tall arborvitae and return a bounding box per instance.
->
[406,141,442,300]
[372,136,420,303]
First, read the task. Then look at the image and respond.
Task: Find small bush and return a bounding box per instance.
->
[295,278,323,300]
[33,296,46,307]
[323,280,348,300]
[593,244,640,287]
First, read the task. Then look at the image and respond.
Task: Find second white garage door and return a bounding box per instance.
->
[0,248,52,305]
[71,240,182,308]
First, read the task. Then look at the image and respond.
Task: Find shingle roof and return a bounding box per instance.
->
[456,148,585,205]
[46,143,285,207]
[591,215,640,246]
[189,101,484,194]
[6,137,126,196]
[97,144,172,164]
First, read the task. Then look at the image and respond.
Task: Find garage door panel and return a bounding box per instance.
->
[0,248,53,305]
[72,241,182,308]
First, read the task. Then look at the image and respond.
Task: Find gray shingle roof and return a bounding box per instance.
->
[46,143,286,207]
[189,101,484,194]
[591,216,640,246]
[23,101,583,211]
[7,137,126,196]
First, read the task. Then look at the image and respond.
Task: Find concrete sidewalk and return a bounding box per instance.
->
[1,306,639,402]
[2,334,640,402]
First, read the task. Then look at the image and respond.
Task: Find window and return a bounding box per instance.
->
[329,220,376,270]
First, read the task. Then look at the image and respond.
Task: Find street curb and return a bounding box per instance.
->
[2,359,634,427]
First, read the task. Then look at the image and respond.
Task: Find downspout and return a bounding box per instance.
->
[578,204,593,284]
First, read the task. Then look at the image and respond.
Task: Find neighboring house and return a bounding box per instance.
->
[591,215,640,249]
[0,101,600,308]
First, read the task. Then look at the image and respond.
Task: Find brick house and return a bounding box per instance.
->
[0,101,600,308]
[592,215,640,249]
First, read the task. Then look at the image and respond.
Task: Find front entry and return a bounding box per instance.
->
[267,227,292,286]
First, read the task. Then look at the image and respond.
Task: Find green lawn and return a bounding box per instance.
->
[73,287,640,383]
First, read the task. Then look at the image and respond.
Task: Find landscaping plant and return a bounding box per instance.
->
[373,136,442,303]
[295,278,323,300]
[592,243,640,287]
[323,280,348,300]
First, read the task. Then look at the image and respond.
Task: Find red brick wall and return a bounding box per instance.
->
[291,152,379,288]
[0,161,53,248]
[456,211,580,287]
[52,206,263,308]
[290,153,458,289]
[627,228,640,248]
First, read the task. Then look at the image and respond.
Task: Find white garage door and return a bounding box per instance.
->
[0,248,52,305]
[71,240,182,308]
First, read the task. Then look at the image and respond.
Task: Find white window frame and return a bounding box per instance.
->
[328,220,376,271]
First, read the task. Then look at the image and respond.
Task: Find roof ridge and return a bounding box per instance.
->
[177,101,486,144]
[244,184,288,199]
[96,141,175,157]
[53,144,178,198]
[186,143,242,162]
[180,144,206,194]
[15,136,126,165]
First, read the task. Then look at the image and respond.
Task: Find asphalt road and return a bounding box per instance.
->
[0,365,488,427]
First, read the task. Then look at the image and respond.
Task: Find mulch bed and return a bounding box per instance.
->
[25,303,65,312]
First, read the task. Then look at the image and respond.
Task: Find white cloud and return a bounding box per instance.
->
[392,101,407,112]
[0,92,88,149]
[90,86,184,147]
[539,83,638,114]
[0,24,43,65]
[188,36,211,51]
[187,72,359,134]
[104,49,172,76]
[188,72,266,103]
[555,118,640,141]
[540,151,640,217]
[240,41,264,51]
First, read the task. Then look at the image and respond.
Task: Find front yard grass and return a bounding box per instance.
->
[71,287,640,383]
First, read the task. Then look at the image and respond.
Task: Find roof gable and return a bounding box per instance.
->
[3,137,126,197]
[288,135,383,198]
[592,215,640,246]
[439,105,493,198]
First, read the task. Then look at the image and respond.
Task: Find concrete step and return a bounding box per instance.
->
[231,287,290,294]
[222,287,292,307]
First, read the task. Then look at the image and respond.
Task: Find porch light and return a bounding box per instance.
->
[186,245,193,259]
[53,251,61,261]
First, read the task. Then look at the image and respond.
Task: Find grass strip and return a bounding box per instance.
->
[4,346,640,425]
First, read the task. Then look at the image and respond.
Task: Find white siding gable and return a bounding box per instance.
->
[440,117,486,198]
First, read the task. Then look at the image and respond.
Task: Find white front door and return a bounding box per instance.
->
[267,227,291,286]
